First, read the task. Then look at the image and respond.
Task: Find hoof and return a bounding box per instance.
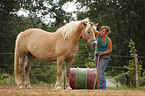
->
[55,86,62,90]
[18,85,24,89]
[65,86,72,90]
[26,85,32,89]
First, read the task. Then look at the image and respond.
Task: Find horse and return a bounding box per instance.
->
[14,18,98,90]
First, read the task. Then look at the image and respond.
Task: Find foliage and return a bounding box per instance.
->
[0,73,15,85]
[85,61,95,68]
[115,38,145,86]
[30,59,57,86]
[76,0,145,71]
[0,0,70,85]
[1,0,145,86]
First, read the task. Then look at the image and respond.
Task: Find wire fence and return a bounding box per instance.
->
[0,53,145,88]
[0,53,144,70]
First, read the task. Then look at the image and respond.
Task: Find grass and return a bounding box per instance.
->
[106,75,145,90]
[0,72,145,91]
[108,86,145,90]
[0,73,15,85]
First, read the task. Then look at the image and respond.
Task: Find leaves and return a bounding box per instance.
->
[1,0,145,86]
[121,39,145,86]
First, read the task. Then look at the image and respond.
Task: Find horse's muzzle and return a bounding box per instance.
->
[90,40,97,49]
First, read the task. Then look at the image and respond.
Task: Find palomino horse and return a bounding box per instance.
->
[14,18,98,90]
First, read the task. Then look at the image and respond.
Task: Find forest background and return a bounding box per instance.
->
[0,0,145,87]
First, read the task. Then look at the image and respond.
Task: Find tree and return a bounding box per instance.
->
[1,0,145,86]
[0,0,75,85]
[76,0,145,71]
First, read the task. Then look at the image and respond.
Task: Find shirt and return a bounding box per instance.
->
[94,35,109,53]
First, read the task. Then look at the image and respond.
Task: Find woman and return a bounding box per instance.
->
[94,26,112,90]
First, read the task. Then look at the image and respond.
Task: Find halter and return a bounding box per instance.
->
[63,23,95,52]
[82,27,96,49]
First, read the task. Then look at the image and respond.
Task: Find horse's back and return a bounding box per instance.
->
[21,28,53,37]
[16,29,54,54]
[15,28,60,61]
[17,28,56,43]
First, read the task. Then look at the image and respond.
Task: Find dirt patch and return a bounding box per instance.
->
[0,85,145,96]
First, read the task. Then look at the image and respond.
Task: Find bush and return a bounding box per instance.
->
[115,38,145,86]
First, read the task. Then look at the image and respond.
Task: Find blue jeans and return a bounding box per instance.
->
[95,56,109,90]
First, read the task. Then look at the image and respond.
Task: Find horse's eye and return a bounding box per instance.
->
[88,31,90,34]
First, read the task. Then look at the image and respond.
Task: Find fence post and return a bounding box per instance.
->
[135,54,139,88]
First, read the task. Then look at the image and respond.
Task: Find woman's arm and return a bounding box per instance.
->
[94,23,100,37]
[95,30,100,37]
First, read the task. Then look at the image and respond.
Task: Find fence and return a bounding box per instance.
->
[0,53,145,88]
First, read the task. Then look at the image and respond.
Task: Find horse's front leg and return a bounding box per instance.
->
[65,58,74,90]
[55,56,64,90]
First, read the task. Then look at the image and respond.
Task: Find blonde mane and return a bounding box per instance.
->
[57,18,90,39]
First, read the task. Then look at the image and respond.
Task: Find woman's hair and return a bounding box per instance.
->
[100,26,111,35]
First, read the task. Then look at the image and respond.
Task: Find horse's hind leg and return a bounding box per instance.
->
[17,56,25,89]
[24,53,35,89]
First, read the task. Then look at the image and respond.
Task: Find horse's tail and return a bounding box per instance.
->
[14,33,21,84]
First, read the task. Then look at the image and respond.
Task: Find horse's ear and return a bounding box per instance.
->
[94,23,99,26]
[83,18,89,21]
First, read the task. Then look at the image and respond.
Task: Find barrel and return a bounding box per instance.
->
[64,67,97,89]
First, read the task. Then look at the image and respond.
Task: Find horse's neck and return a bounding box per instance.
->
[68,30,82,48]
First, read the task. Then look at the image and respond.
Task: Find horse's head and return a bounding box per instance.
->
[81,18,98,49]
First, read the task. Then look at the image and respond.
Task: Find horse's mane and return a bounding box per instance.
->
[57,18,89,39]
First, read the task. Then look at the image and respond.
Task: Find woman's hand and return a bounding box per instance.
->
[95,52,104,56]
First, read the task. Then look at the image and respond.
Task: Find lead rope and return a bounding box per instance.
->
[93,40,101,89]
[88,47,96,61]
